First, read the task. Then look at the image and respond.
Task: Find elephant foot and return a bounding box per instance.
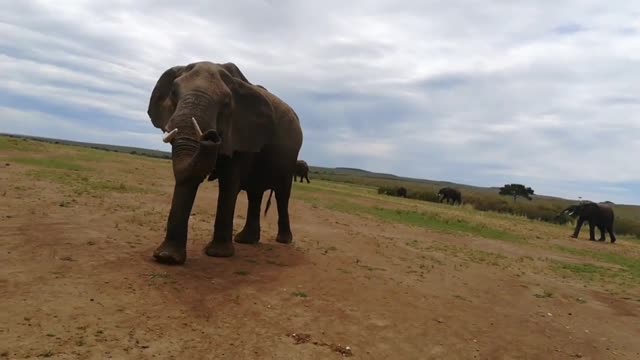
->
[611,239,617,244]
[204,241,235,257]
[598,238,606,242]
[153,241,186,265]
[589,238,597,242]
[276,231,293,244]
[570,235,578,239]
[234,227,260,244]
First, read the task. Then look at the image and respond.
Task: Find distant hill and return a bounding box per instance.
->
[0,133,171,159]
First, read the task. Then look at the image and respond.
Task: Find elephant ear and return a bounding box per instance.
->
[218,73,274,157]
[219,62,251,84]
[147,66,185,130]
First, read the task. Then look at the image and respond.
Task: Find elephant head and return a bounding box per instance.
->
[561,202,596,218]
[148,62,273,184]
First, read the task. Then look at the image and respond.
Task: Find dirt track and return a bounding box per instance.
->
[1,140,640,359]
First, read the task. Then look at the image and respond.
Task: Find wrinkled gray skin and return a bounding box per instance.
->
[293,160,310,183]
[437,187,462,205]
[147,61,303,265]
[562,202,616,243]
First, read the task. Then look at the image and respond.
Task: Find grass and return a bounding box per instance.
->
[8,157,88,171]
[292,291,308,298]
[553,245,640,281]
[0,136,47,152]
[27,169,149,195]
[553,262,612,282]
[325,200,523,243]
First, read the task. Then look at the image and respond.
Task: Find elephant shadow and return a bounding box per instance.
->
[137,239,307,292]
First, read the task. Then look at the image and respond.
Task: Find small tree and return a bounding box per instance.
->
[499,183,534,202]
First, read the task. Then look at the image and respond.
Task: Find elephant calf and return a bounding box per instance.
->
[561,202,617,243]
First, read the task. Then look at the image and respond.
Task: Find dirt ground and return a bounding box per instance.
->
[1,140,640,359]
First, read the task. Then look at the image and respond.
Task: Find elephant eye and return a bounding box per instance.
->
[169,87,179,101]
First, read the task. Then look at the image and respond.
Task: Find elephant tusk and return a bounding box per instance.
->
[191,117,203,139]
[162,128,178,143]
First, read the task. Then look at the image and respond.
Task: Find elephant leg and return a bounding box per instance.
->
[153,182,200,265]
[305,174,310,183]
[275,176,294,244]
[572,219,585,238]
[588,223,596,241]
[608,225,617,244]
[204,161,245,257]
[234,189,263,244]
[598,226,606,241]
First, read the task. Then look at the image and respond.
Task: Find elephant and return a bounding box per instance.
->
[147,61,303,265]
[561,202,616,243]
[293,160,310,183]
[396,186,407,198]
[437,187,462,205]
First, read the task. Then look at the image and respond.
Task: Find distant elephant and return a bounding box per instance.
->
[561,202,616,243]
[397,187,407,198]
[147,61,303,265]
[437,187,461,205]
[294,160,310,183]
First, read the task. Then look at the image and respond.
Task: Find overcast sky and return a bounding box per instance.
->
[1,1,639,204]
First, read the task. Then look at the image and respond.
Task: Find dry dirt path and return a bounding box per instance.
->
[1,145,639,359]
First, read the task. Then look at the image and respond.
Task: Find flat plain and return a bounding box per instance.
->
[1,136,639,359]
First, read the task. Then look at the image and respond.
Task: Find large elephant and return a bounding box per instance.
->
[561,202,616,243]
[437,187,462,205]
[147,61,303,265]
[294,160,310,183]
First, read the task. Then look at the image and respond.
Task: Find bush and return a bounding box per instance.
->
[410,191,440,203]
[615,217,640,238]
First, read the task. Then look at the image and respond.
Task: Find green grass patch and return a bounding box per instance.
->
[328,201,522,242]
[553,262,612,281]
[554,245,640,281]
[0,136,47,152]
[291,291,308,298]
[8,156,88,171]
[27,169,149,195]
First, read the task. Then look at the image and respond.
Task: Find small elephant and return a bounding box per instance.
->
[293,160,310,183]
[437,187,462,205]
[562,202,616,243]
[397,187,407,198]
[147,61,303,265]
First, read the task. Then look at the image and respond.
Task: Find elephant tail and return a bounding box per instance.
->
[264,189,274,217]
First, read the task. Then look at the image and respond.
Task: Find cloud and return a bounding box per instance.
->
[0,1,639,204]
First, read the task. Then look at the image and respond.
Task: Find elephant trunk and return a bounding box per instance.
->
[170,128,221,184]
[159,102,221,255]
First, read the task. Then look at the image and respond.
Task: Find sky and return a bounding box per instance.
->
[1,1,639,204]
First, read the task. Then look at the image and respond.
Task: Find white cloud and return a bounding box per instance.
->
[0,0,639,203]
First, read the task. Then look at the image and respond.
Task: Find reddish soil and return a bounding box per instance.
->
[1,149,639,359]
